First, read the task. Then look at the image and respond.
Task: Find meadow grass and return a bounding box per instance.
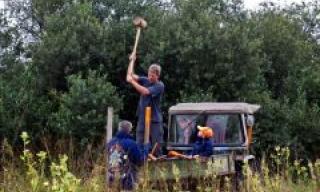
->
[1,132,319,192]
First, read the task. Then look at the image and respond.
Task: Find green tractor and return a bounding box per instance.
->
[144,102,260,189]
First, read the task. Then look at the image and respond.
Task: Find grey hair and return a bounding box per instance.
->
[118,120,133,133]
[148,64,161,77]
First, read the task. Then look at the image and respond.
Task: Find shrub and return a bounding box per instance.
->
[49,69,122,147]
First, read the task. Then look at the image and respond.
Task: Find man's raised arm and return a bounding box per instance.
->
[126,52,150,96]
[127,52,139,82]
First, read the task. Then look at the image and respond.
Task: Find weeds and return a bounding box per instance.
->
[3,132,81,192]
[1,134,320,192]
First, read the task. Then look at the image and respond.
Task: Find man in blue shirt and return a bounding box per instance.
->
[126,52,165,148]
[107,120,149,191]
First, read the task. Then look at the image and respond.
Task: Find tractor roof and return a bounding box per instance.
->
[169,102,261,114]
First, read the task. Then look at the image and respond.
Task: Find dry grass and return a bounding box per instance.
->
[1,133,319,192]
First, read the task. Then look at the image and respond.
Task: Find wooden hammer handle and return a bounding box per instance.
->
[132,27,141,54]
[150,142,159,155]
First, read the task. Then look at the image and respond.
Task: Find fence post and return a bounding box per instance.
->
[106,107,113,143]
[105,107,113,190]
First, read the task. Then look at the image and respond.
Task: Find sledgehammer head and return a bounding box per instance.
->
[133,16,147,28]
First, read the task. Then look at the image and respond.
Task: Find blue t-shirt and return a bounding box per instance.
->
[137,76,164,123]
[191,137,214,157]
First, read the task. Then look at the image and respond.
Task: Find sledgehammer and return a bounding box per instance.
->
[132,16,147,55]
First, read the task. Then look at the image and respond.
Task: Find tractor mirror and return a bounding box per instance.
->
[246,115,255,127]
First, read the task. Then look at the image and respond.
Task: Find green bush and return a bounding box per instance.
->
[0,63,53,144]
[49,69,122,146]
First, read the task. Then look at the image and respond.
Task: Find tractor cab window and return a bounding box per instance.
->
[170,114,244,145]
[206,114,244,144]
[170,114,198,144]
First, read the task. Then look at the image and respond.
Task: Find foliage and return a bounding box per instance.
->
[178,86,216,103]
[287,95,320,159]
[2,136,320,191]
[17,132,81,192]
[49,69,122,146]
[5,0,71,41]
[33,2,109,90]
[0,0,320,158]
[0,63,52,144]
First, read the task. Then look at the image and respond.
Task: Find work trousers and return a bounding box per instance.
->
[136,120,163,147]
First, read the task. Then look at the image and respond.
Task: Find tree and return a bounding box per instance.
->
[5,0,70,41]
[0,0,320,158]
[32,2,109,91]
[49,69,122,146]
[0,63,52,144]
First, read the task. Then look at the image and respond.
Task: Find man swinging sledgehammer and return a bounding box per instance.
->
[126,54,164,149]
[126,18,165,151]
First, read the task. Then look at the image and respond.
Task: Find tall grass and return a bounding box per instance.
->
[1,132,319,192]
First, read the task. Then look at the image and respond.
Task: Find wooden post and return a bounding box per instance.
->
[106,107,113,143]
[105,107,113,191]
[144,107,151,144]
